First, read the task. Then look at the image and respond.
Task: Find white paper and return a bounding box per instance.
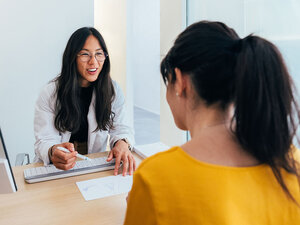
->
[133,142,170,158]
[76,175,133,201]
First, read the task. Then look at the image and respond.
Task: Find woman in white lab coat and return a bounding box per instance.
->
[34,27,135,176]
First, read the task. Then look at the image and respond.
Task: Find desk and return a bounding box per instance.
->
[0,152,143,225]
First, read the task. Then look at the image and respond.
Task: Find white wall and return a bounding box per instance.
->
[94,0,160,128]
[244,0,300,40]
[244,0,300,89]
[128,0,160,115]
[187,0,300,89]
[187,0,245,36]
[94,0,127,94]
[95,0,185,146]
[0,0,94,164]
[94,0,134,129]
[160,0,187,146]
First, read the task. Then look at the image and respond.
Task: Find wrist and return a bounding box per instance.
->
[114,138,133,151]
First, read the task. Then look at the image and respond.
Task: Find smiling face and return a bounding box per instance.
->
[76,35,105,87]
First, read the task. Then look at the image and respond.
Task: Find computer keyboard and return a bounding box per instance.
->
[24,157,116,183]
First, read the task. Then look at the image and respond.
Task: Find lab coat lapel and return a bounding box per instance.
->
[87,92,97,153]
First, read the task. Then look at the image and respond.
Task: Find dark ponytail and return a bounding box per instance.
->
[234,35,300,204]
[161,21,300,204]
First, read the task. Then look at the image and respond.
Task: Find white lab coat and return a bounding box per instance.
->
[34,80,134,165]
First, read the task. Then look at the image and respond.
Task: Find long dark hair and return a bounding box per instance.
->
[54,27,115,132]
[161,21,300,204]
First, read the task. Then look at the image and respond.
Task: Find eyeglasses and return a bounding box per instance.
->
[77,50,108,62]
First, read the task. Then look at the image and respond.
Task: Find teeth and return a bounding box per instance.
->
[88,69,97,72]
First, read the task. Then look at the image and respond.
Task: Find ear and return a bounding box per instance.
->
[174,68,187,96]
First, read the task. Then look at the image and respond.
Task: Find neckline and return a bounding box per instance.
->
[81,84,94,89]
[175,146,267,171]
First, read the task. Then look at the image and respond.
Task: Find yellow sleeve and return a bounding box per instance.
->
[123,171,156,225]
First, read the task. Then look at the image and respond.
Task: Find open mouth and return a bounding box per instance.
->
[87,68,97,72]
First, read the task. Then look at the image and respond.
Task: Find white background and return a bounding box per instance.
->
[128,0,160,115]
[187,0,300,91]
[0,0,94,164]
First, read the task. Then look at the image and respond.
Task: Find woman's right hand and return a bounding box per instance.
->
[50,142,77,170]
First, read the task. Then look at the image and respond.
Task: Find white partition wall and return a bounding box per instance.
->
[127,0,160,115]
[95,0,186,147]
[94,0,134,129]
[187,0,300,88]
[94,0,127,95]
[187,0,245,36]
[160,0,187,147]
[0,0,94,164]
[94,0,160,137]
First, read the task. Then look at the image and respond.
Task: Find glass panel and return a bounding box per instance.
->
[127,0,161,145]
[187,0,300,144]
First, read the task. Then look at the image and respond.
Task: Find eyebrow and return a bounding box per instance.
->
[81,48,103,51]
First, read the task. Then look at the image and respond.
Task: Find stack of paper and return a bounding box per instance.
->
[133,142,170,159]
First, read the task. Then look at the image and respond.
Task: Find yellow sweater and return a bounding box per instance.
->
[124,147,300,225]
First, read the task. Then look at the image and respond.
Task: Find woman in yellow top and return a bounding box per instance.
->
[124,21,300,224]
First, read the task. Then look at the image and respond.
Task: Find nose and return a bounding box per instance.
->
[88,55,99,65]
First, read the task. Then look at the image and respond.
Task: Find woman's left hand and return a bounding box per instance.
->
[107,140,136,176]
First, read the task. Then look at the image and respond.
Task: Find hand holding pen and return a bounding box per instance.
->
[50,142,78,170]
[57,146,91,161]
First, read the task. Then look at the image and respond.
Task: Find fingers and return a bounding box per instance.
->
[106,143,136,176]
[127,153,136,175]
[53,147,77,161]
[112,151,136,176]
[106,150,113,162]
[52,156,76,170]
[128,155,133,176]
[54,161,76,170]
[51,143,77,170]
[62,142,75,152]
[122,155,128,176]
[122,152,136,176]
[51,142,76,158]
[133,156,136,171]
[114,155,122,176]
[52,153,76,164]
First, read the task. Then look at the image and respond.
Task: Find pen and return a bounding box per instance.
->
[57,146,91,161]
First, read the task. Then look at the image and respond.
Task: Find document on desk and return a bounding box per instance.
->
[76,175,133,201]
